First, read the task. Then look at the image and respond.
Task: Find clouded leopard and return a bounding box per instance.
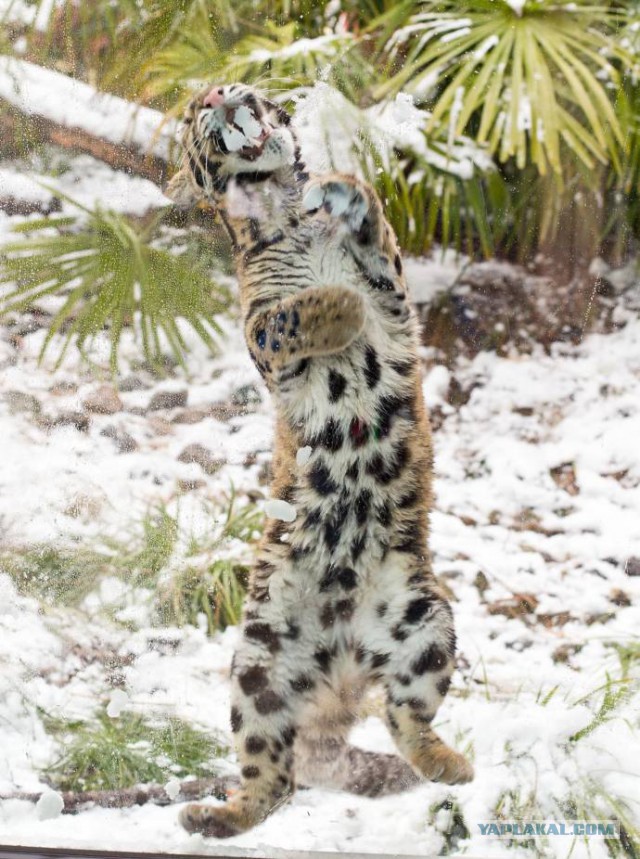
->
[166,83,473,839]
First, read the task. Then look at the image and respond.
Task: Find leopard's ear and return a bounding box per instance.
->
[164,167,205,209]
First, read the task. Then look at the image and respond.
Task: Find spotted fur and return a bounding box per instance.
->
[167,83,473,839]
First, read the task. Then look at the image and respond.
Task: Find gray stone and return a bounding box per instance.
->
[231,384,262,407]
[119,375,151,392]
[42,411,90,432]
[83,384,122,415]
[100,425,138,453]
[171,408,208,425]
[625,557,640,577]
[177,443,225,475]
[147,389,188,411]
[5,390,41,416]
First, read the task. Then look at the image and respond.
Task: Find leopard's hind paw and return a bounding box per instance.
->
[179,802,245,839]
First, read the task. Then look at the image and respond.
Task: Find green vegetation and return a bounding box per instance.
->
[43,710,227,791]
[0,197,229,373]
[2,1,639,367]
[1,544,109,607]
[570,675,632,744]
[156,558,248,633]
[3,494,261,634]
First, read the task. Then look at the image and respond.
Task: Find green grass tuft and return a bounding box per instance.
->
[1,544,111,607]
[43,710,228,792]
[156,558,248,634]
[114,505,180,590]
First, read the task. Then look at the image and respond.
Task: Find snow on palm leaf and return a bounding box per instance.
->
[374,0,628,176]
[293,81,505,255]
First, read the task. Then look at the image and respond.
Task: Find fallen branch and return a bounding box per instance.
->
[0,775,239,814]
[0,57,175,185]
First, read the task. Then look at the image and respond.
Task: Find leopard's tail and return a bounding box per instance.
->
[295,736,420,797]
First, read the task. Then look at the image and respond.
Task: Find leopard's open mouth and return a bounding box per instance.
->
[200,102,272,158]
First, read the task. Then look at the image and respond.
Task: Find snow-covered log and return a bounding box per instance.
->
[0,57,176,184]
[0,775,238,814]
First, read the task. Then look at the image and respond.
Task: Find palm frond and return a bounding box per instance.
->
[373,0,628,177]
[143,15,372,107]
[0,200,228,373]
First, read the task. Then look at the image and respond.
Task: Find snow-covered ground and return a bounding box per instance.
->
[0,108,639,859]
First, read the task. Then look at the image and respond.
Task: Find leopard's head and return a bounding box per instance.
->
[166,84,296,207]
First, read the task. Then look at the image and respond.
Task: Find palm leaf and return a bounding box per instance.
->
[373,0,628,177]
[0,200,228,373]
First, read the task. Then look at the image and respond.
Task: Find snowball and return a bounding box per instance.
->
[302,185,324,211]
[265,499,297,523]
[423,365,451,407]
[36,789,64,820]
[221,126,247,152]
[234,106,262,140]
[106,688,129,718]
[296,446,313,466]
[164,778,181,800]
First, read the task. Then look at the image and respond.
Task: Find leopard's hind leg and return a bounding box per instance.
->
[361,580,474,786]
[179,566,321,838]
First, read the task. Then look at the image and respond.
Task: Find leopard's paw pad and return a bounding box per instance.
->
[303,181,369,231]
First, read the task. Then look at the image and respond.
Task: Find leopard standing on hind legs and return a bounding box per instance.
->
[166,83,473,839]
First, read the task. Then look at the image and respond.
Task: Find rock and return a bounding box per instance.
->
[50,380,78,396]
[486,593,539,619]
[231,384,262,407]
[177,443,225,475]
[4,390,41,416]
[178,478,206,492]
[83,384,122,415]
[147,389,188,411]
[65,492,104,519]
[209,402,244,421]
[148,416,174,436]
[609,588,631,607]
[552,643,583,664]
[550,462,579,496]
[473,571,490,597]
[100,425,138,453]
[537,611,572,628]
[42,411,90,432]
[171,408,208,425]
[119,375,150,392]
[586,611,616,626]
[505,639,533,652]
[625,557,640,577]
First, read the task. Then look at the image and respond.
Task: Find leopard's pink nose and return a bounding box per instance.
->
[203,87,225,108]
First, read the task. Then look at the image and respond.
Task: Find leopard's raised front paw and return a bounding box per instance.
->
[179,802,243,839]
[302,179,371,235]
